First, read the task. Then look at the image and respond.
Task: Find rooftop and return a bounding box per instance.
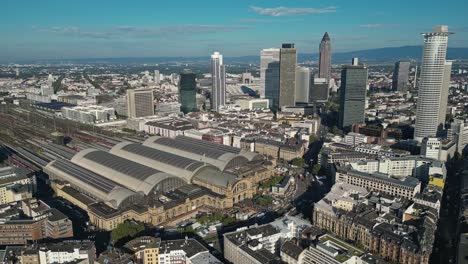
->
[160,238,208,258]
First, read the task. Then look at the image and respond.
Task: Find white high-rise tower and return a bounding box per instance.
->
[210,51,226,112]
[414,25,453,142]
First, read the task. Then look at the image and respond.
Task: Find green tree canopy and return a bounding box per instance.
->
[291,157,305,167]
[111,221,145,243]
[312,164,322,175]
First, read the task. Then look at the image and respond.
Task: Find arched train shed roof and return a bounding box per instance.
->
[44,159,138,209]
[70,148,185,196]
[110,142,219,182]
[143,136,261,170]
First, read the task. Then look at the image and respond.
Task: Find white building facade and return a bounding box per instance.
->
[414,26,453,141]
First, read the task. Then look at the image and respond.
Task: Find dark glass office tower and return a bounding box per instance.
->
[179,72,198,114]
[392,61,410,92]
[309,77,329,103]
[279,43,297,110]
[319,32,332,83]
[338,61,368,130]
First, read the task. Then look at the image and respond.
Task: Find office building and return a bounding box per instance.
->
[421,137,441,160]
[144,118,194,137]
[159,238,222,264]
[448,117,468,154]
[438,61,452,125]
[179,72,198,114]
[338,60,368,130]
[61,105,116,124]
[234,98,269,110]
[260,48,280,100]
[414,25,454,141]
[279,44,297,110]
[224,224,282,264]
[0,167,35,205]
[242,72,253,84]
[392,61,411,92]
[295,66,310,103]
[348,155,446,180]
[262,48,281,111]
[38,240,96,264]
[0,199,73,245]
[310,78,329,102]
[211,51,226,112]
[154,70,160,84]
[125,236,161,264]
[41,85,54,96]
[334,165,421,199]
[127,89,154,118]
[318,32,332,83]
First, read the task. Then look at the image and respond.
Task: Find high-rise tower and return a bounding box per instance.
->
[260,48,280,100]
[392,61,411,92]
[319,32,332,83]
[127,89,155,118]
[179,72,198,114]
[295,66,310,104]
[210,51,226,112]
[414,26,453,142]
[279,43,297,110]
[338,59,368,130]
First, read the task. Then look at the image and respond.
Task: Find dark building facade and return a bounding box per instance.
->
[319,32,332,82]
[309,77,329,103]
[392,61,411,92]
[279,43,297,110]
[179,72,198,114]
[338,64,368,130]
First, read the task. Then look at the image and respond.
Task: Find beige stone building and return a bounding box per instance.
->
[45,136,275,231]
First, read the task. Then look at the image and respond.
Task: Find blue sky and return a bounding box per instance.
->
[2,0,467,61]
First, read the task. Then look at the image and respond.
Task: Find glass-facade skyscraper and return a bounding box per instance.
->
[260,48,280,100]
[210,51,226,112]
[414,26,453,142]
[392,61,410,92]
[179,72,197,114]
[262,48,281,111]
[310,78,329,103]
[338,61,368,130]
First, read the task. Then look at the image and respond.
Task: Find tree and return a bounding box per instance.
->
[111,221,145,243]
[309,134,318,143]
[222,216,235,226]
[52,76,64,93]
[291,157,305,167]
[255,195,273,206]
[312,164,322,175]
[332,126,343,136]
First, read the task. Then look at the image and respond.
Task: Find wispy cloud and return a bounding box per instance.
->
[238,18,275,23]
[237,18,305,23]
[33,25,254,39]
[359,24,384,28]
[359,23,402,29]
[450,26,468,32]
[249,6,337,17]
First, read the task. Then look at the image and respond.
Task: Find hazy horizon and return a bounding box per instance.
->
[2,0,467,62]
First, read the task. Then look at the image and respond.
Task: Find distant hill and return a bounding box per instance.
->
[308,46,468,63]
[23,46,468,65]
[223,46,468,64]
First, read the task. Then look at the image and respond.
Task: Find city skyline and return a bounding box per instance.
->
[2,0,468,62]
